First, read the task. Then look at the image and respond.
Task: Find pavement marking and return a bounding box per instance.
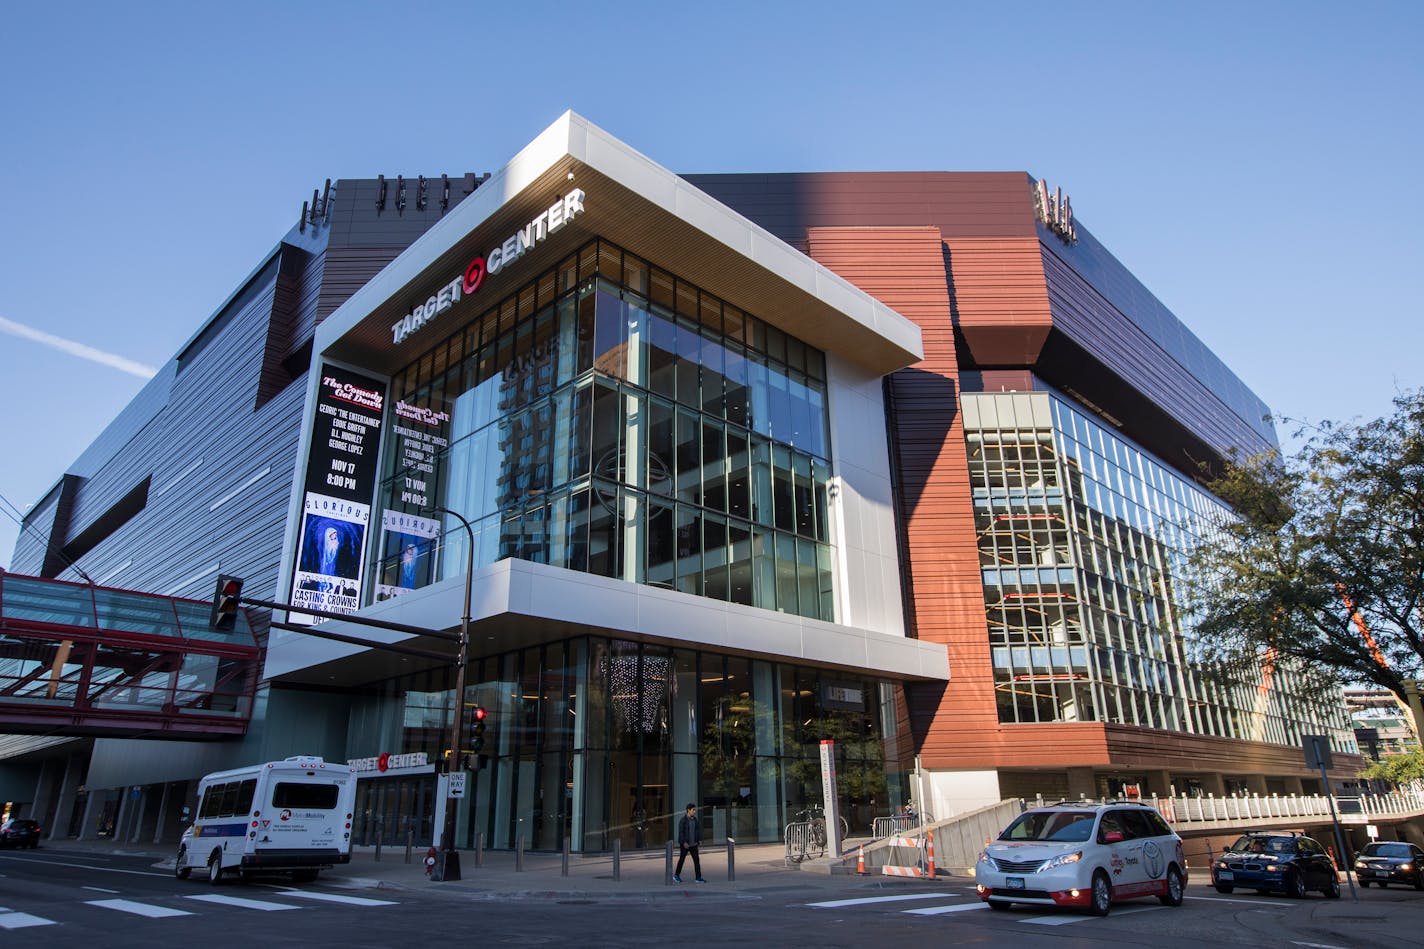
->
[185,894,301,912]
[0,910,57,930]
[1020,905,1163,926]
[903,902,992,915]
[1188,895,1278,905]
[86,898,194,918]
[807,893,955,909]
[274,890,397,907]
[0,854,169,878]
[1292,943,1350,949]
[82,886,121,894]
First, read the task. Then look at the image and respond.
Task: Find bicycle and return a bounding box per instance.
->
[794,804,849,847]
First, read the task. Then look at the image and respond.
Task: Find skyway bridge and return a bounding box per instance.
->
[0,570,259,738]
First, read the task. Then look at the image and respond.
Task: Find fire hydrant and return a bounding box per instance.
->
[424,846,438,877]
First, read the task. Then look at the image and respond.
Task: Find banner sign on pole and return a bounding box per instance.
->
[819,739,842,860]
[289,366,387,624]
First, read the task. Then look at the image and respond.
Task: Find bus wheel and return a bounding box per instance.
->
[175,846,191,880]
[207,851,225,885]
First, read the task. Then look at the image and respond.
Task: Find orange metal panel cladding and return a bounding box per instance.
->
[805,226,994,766]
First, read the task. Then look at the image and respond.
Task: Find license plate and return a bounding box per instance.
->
[1005,877,1025,889]
[1218,870,1234,881]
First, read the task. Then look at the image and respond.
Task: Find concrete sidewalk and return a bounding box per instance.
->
[46,836,965,902]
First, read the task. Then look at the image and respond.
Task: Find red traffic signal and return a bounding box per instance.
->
[210,575,244,631]
[466,704,488,752]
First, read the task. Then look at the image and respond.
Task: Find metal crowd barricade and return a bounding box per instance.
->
[872,816,910,839]
[784,820,823,865]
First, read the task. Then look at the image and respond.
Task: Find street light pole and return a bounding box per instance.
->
[430,505,473,882]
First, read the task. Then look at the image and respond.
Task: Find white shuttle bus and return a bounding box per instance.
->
[176,756,356,884]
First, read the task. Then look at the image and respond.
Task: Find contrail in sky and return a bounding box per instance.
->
[0,315,158,379]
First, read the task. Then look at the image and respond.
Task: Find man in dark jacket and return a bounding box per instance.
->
[674,802,706,883]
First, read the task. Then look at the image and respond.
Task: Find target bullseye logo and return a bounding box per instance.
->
[391,187,585,346]
[463,257,487,295]
[377,752,390,772]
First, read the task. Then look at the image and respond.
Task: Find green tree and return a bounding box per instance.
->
[1181,390,1424,721]
[1360,750,1424,786]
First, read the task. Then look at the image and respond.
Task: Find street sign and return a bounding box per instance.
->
[1303,735,1334,771]
[1367,824,1379,840]
[448,772,466,798]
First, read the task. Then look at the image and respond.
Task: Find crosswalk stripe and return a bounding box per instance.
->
[0,911,56,929]
[1021,904,1162,926]
[184,894,300,912]
[275,891,397,907]
[903,902,991,915]
[86,898,194,918]
[807,893,953,908]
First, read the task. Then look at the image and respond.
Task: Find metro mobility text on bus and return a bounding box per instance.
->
[175,756,356,884]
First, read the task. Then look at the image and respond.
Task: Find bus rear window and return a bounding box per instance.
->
[272,782,340,809]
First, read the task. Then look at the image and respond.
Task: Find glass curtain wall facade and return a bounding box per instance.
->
[374,239,835,620]
[964,390,1354,752]
[346,637,910,852]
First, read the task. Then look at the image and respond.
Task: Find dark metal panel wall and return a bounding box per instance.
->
[1040,247,1277,461]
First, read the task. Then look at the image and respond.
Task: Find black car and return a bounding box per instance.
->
[1210,832,1340,898]
[1354,841,1424,890]
[0,818,42,849]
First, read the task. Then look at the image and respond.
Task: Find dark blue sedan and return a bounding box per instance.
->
[1211,833,1340,899]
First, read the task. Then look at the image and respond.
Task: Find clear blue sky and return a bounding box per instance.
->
[2,1,1420,568]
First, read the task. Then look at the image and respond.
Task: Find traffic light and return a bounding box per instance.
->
[470,705,487,752]
[210,575,244,631]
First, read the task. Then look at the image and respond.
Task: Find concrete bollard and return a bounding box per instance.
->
[374,822,383,862]
[727,837,735,882]
[516,835,525,872]
[476,832,484,867]
[665,840,674,885]
[404,829,414,864]
[562,835,570,877]
[613,838,621,881]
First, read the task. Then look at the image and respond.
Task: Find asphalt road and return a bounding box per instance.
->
[2,847,1421,948]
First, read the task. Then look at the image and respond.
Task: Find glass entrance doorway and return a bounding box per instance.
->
[354,775,435,847]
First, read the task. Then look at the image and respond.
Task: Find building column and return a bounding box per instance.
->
[1144,770,1173,798]
[1066,767,1096,800]
[1283,775,1305,795]
[76,789,101,841]
[1201,773,1226,796]
[1245,774,1270,795]
[128,786,151,843]
[48,753,85,841]
[27,758,51,821]
[112,786,132,841]
[152,782,172,845]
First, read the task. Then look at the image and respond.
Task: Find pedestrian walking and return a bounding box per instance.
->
[673,802,706,883]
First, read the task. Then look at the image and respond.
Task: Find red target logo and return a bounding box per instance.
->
[463,257,487,295]
[377,752,390,772]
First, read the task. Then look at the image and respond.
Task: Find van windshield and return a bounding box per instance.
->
[999,810,1096,843]
[272,782,340,809]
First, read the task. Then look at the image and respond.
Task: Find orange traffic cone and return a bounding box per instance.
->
[927,829,937,880]
[857,844,866,876]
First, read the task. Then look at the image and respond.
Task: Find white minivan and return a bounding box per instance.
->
[176,756,356,885]
[975,801,1187,915]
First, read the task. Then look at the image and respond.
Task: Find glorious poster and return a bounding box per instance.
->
[289,365,386,625]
